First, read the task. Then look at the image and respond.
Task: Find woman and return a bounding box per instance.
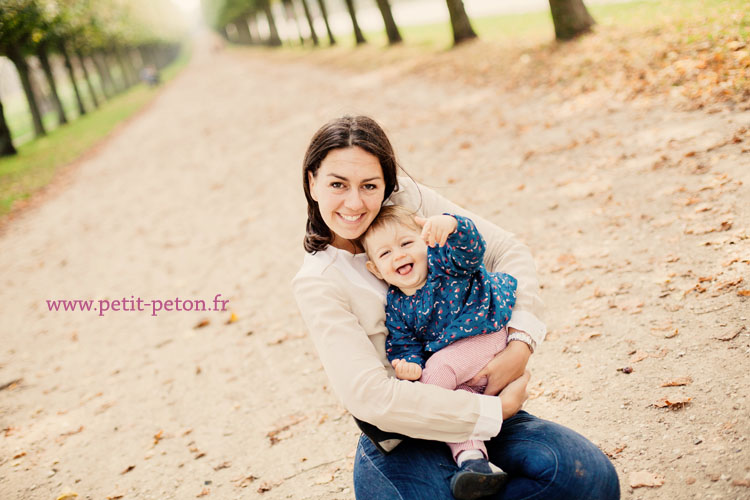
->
[292,115,620,499]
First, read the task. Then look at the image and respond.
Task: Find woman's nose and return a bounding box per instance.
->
[344,190,364,210]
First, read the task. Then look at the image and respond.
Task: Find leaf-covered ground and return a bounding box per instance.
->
[0,22,748,500]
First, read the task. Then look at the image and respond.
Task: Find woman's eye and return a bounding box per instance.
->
[330,182,344,189]
[362,184,378,191]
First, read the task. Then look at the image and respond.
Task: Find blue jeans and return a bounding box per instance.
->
[353,411,620,499]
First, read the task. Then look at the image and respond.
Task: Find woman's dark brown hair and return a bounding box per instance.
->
[303,115,401,253]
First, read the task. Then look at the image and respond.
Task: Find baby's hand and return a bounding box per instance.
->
[414,215,457,247]
[391,359,422,381]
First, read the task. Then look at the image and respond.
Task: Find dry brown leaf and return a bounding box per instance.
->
[12,451,26,459]
[194,319,210,329]
[314,473,335,485]
[661,376,692,387]
[654,396,692,409]
[121,465,135,474]
[56,493,78,500]
[266,414,307,445]
[106,495,124,500]
[257,481,274,493]
[713,326,745,341]
[716,277,744,290]
[196,488,210,497]
[153,429,164,445]
[577,331,602,342]
[629,470,665,488]
[737,289,750,297]
[630,350,649,363]
[213,461,231,471]
[232,474,258,488]
[226,312,239,324]
[604,444,627,458]
[732,479,750,487]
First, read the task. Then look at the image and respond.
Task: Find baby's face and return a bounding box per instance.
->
[365,222,429,295]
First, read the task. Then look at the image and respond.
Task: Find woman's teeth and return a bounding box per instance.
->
[340,214,361,222]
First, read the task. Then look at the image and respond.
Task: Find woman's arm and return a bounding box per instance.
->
[293,271,511,442]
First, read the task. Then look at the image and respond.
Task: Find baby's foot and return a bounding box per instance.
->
[450,458,509,500]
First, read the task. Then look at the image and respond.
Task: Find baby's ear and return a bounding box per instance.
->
[366,260,383,280]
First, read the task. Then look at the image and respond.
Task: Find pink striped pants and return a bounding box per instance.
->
[419,327,508,462]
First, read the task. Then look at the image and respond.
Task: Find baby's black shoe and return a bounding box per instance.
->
[450,458,509,500]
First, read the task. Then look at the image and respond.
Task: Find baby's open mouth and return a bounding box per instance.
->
[396,263,413,275]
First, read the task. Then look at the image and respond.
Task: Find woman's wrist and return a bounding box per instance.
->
[507,328,536,354]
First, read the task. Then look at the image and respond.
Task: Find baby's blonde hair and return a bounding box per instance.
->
[362,205,421,260]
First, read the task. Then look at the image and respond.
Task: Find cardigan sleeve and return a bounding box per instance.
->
[385,303,425,367]
[429,214,486,277]
[393,178,547,345]
[292,270,503,442]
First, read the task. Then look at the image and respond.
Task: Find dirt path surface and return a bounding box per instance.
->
[1,36,749,500]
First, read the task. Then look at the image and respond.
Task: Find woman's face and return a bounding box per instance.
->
[309,147,386,250]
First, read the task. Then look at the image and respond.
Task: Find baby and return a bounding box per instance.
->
[362,204,518,500]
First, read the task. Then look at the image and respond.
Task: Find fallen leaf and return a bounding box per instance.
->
[266,414,307,445]
[194,319,210,329]
[732,479,750,487]
[196,488,210,497]
[629,470,665,488]
[12,451,26,459]
[153,430,164,445]
[257,481,274,493]
[630,351,649,363]
[314,473,334,484]
[713,326,745,341]
[121,465,135,475]
[738,289,750,297]
[661,376,692,387]
[106,496,124,500]
[654,396,692,409]
[226,312,238,324]
[213,461,231,471]
[604,444,627,458]
[232,474,258,488]
[56,493,78,500]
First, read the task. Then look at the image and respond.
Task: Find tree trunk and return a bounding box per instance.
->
[75,50,101,107]
[283,0,306,45]
[374,0,401,44]
[262,1,282,46]
[248,15,261,43]
[445,0,476,44]
[0,99,17,157]
[94,51,118,95]
[6,46,46,137]
[114,47,135,87]
[343,0,366,45]
[36,42,68,125]
[59,41,86,116]
[234,17,253,44]
[548,0,595,40]
[315,0,336,45]
[299,0,319,46]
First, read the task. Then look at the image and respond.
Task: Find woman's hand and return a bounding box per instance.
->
[391,359,423,381]
[414,215,457,247]
[468,335,531,396]
[500,370,530,420]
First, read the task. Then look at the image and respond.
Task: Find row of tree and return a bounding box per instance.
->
[202,0,594,49]
[0,0,185,157]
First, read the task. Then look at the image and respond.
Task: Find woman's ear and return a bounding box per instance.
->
[365,260,383,280]
[308,171,318,202]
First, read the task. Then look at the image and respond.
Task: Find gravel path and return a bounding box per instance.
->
[1,34,748,500]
